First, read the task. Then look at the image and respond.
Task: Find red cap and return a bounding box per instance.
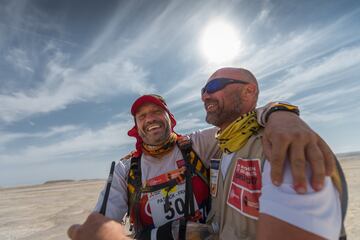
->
[127,94,177,157]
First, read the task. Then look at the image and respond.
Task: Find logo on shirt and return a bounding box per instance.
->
[227,158,262,219]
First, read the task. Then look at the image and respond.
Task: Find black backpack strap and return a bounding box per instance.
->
[335,156,348,240]
[128,155,181,240]
[127,156,144,237]
[177,137,196,240]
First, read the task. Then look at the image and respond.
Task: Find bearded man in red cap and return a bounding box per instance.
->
[107,94,219,239]
[69,90,341,240]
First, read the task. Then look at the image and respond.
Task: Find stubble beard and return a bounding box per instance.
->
[205,96,243,128]
[139,121,171,146]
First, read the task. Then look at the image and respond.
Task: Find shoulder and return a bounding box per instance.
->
[113,158,131,180]
[188,127,218,148]
[189,127,218,139]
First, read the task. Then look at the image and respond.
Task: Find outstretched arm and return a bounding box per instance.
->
[67,213,130,240]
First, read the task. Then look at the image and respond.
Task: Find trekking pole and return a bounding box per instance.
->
[99,161,115,215]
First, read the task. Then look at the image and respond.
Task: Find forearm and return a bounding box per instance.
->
[256,213,324,240]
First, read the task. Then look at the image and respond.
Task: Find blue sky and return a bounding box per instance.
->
[1,0,360,187]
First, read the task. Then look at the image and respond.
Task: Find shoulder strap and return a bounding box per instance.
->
[127,155,184,239]
[127,156,143,236]
[333,156,348,240]
[177,136,207,240]
[177,136,209,185]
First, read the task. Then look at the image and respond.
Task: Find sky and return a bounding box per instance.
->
[1,0,360,187]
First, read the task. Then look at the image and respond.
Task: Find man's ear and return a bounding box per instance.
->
[243,83,257,99]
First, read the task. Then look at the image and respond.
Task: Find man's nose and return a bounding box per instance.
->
[201,91,211,102]
[144,113,157,123]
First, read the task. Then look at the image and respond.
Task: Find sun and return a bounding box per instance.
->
[200,19,240,63]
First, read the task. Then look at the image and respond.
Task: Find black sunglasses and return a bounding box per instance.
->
[201,78,249,95]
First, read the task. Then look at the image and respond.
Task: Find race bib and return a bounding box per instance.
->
[227,158,262,219]
[148,183,186,227]
[210,159,220,197]
[145,167,199,227]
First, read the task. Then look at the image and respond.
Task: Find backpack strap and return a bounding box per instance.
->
[127,154,186,240]
[177,136,209,185]
[127,156,143,236]
[177,136,209,240]
[127,136,211,240]
[333,156,348,240]
[177,137,193,240]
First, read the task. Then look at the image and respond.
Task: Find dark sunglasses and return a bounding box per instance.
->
[201,78,249,95]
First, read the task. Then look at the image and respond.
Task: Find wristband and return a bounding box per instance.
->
[264,102,300,123]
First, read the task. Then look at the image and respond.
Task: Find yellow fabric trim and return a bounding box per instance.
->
[128,184,135,194]
[331,167,343,195]
[216,111,260,154]
[272,102,299,111]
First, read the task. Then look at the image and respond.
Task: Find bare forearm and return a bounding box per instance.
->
[256,213,324,240]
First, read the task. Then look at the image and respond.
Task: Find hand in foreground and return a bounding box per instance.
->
[67,213,130,240]
[262,111,335,193]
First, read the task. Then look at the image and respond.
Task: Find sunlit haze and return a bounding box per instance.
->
[200,19,241,63]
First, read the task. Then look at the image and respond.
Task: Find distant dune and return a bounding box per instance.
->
[43,179,104,185]
[43,179,75,184]
[0,157,359,240]
[337,151,360,161]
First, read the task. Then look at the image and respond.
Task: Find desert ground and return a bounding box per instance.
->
[0,157,359,240]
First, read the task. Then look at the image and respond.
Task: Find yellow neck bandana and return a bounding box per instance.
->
[216,111,260,154]
[142,132,177,158]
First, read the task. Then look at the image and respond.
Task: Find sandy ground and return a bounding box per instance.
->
[0,158,359,240]
[0,180,104,240]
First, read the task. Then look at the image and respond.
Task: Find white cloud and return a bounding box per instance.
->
[296,85,360,110]
[175,117,209,133]
[301,111,346,124]
[260,46,360,102]
[0,120,134,165]
[242,10,360,79]
[5,48,34,73]
[246,0,272,30]
[0,125,79,146]
[0,132,28,146]
[0,51,154,123]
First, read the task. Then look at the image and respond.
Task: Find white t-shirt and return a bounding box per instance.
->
[94,127,218,220]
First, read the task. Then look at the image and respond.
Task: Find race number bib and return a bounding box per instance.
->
[210,159,220,197]
[148,183,199,227]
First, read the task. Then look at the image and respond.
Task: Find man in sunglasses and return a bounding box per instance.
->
[203,67,346,240]
[68,79,343,240]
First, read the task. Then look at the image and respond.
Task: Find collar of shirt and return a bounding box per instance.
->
[221,152,235,180]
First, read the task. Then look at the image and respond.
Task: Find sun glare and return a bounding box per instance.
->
[200,20,240,63]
